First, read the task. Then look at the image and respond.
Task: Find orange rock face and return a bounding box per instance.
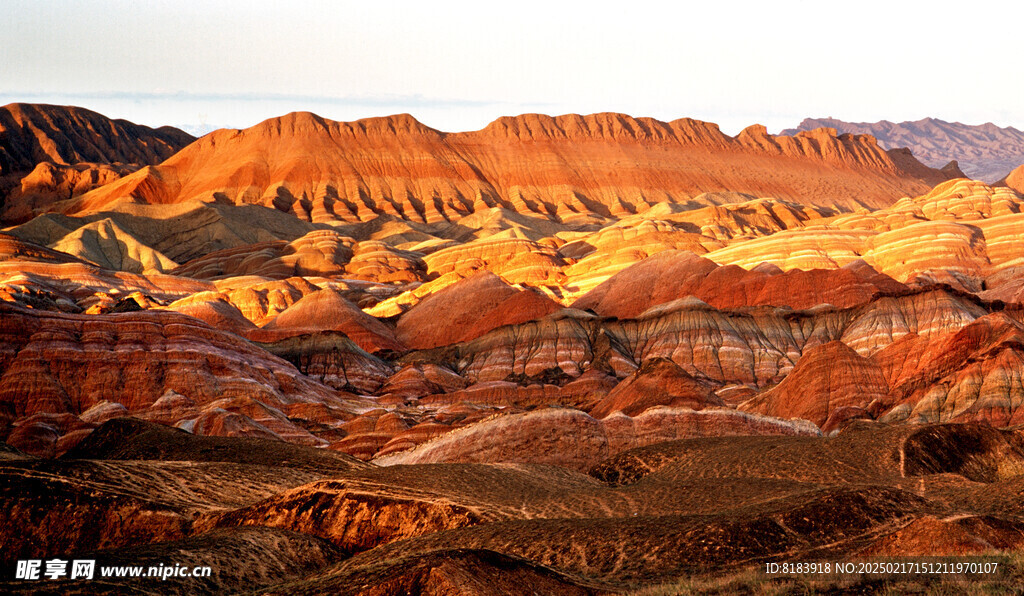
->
[875,312,1024,427]
[588,358,722,418]
[395,271,562,349]
[378,364,470,400]
[739,341,890,427]
[62,111,951,221]
[423,237,567,286]
[256,288,405,354]
[998,164,1024,193]
[572,251,907,317]
[162,294,258,335]
[4,161,137,223]
[212,277,321,326]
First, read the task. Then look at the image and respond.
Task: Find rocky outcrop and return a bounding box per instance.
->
[453,288,990,386]
[0,232,84,264]
[213,277,321,326]
[878,313,1024,427]
[203,479,485,555]
[6,200,321,265]
[704,179,1024,283]
[377,363,470,401]
[0,259,214,313]
[3,161,137,223]
[48,217,179,274]
[162,294,258,335]
[253,331,395,394]
[422,237,567,285]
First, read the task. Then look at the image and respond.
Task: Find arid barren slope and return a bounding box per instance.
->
[0,103,192,175]
[54,111,955,221]
[3,105,1024,593]
[4,420,1024,594]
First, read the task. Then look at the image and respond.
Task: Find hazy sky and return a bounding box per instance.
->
[3,0,1022,135]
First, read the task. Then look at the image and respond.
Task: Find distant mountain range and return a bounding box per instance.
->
[782,117,1024,182]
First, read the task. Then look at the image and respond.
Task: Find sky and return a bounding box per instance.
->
[3,0,1023,136]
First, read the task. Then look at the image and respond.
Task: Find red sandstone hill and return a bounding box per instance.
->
[0,103,195,223]
[0,103,193,175]
[784,117,1024,182]
[59,111,953,221]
